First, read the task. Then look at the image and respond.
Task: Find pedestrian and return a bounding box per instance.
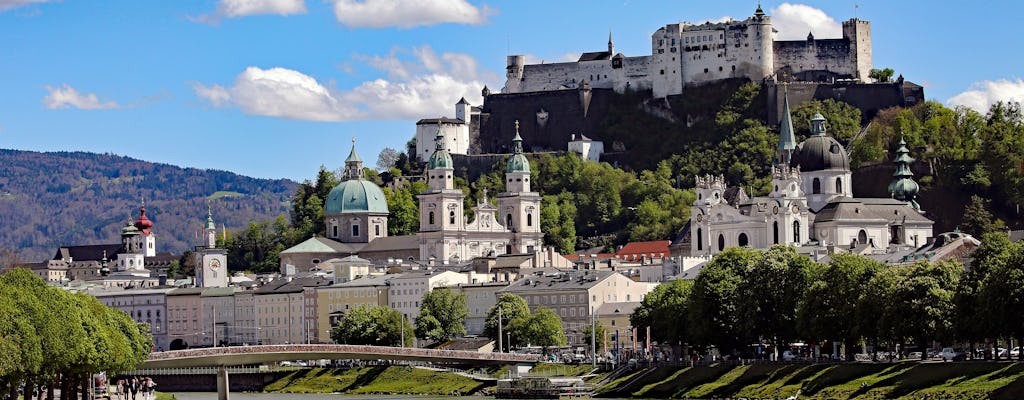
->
[129,377,139,400]
[144,377,157,400]
[116,379,125,400]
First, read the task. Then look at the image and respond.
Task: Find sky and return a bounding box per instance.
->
[2,0,1024,182]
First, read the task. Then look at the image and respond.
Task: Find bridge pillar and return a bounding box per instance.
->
[216,366,230,400]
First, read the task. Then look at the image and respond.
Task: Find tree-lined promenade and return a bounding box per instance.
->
[631,233,1024,361]
[0,269,152,400]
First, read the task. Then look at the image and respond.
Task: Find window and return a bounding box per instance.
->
[858,229,868,245]
[794,221,801,243]
[429,211,435,225]
[449,211,456,224]
[812,178,821,194]
[836,177,843,193]
[718,234,725,251]
[773,221,779,244]
[375,224,380,236]
[352,224,359,237]
[332,225,338,237]
[506,214,513,229]
[697,228,703,251]
[527,214,533,226]
[738,233,749,247]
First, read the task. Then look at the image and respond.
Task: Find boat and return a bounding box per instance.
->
[495,376,594,399]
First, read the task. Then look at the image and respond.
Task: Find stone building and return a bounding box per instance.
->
[502,6,872,98]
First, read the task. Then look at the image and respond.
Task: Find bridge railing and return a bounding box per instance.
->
[146,344,541,364]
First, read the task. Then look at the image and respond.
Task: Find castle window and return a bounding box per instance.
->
[429,212,435,225]
[449,211,456,224]
[660,69,665,75]
[527,214,533,227]
[836,177,843,193]
[718,234,725,251]
[704,68,709,73]
[812,178,821,194]
[794,221,801,243]
[697,228,703,251]
[719,66,723,72]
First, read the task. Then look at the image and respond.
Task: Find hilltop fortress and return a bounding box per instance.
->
[502,5,871,98]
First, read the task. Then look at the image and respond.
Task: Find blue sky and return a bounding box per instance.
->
[2,0,1022,182]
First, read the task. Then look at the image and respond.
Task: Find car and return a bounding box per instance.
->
[907,351,923,360]
[940,347,965,362]
[782,350,800,361]
[1011,347,1022,358]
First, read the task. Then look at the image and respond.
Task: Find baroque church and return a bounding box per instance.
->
[688,91,933,256]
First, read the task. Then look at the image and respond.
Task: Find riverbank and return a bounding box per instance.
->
[599,361,1024,399]
[262,365,490,396]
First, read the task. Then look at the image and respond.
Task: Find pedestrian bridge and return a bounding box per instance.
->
[142,344,541,369]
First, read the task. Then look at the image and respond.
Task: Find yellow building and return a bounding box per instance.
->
[313,273,398,343]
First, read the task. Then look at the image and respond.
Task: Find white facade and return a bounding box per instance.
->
[414,99,475,162]
[92,288,172,352]
[388,270,468,321]
[567,134,604,162]
[502,7,871,98]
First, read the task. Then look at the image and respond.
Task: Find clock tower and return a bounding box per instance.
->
[195,205,228,288]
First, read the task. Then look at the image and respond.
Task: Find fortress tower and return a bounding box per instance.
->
[842,19,872,81]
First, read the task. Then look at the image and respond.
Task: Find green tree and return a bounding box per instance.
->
[978,237,1024,360]
[631,279,692,355]
[890,261,962,356]
[582,323,607,355]
[484,294,532,347]
[414,288,469,343]
[521,306,566,353]
[961,195,1001,236]
[791,99,862,143]
[332,305,413,347]
[687,247,760,354]
[737,246,814,354]
[869,68,895,83]
[383,186,420,236]
[540,193,577,253]
[797,253,883,360]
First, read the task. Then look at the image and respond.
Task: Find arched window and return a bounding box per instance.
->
[858,229,867,245]
[449,211,456,224]
[352,224,359,237]
[836,177,843,194]
[717,234,725,251]
[793,221,801,243]
[812,178,821,194]
[738,233,749,247]
[773,221,779,244]
[527,214,533,226]
[429,211,435,225]
[697,228,703,251]
[506,214,513,229]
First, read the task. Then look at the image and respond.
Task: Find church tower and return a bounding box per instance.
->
[769,89,810,246]
[888,137,921,210]
[117,214,146,275]
[195,205,228,288]
[496,121,543,254]
[134,201,156,257]
[419,126,467,262]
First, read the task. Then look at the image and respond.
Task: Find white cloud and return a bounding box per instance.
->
[770,3,841,40]
[193,45,497,121]
[194,0,306,24]
[42,84,119,110]
[698,16,733,25]
[947,79,1024,113]
[0,0,55,12]
[331,0,492,29]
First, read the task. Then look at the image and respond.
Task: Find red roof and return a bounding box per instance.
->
[134,206,154,234]
[615,240,671,261]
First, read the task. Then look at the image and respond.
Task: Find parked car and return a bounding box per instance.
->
[907,351,923,360]
[940,347,965,362]
[1011,347,1021,358]
[782,350,800,361]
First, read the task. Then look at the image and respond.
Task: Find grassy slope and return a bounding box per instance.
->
[263,366,488,395]
[610,362,1024,399]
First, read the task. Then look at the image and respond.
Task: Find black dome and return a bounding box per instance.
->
[791,135,849,172]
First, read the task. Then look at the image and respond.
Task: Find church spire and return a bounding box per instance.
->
[777,86,796,165]
[888,136,921,210]
[344,136,364,180]
[608,30,614,54]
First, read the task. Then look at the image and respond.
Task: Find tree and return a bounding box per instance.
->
[687,247,759,354]
[414,288,469,343]
[737,246,814,355]
[631,279,692,356]
[797,253,883,360]
[869,68,895,83]
[376,147,401,171]
[889,261,962,356]
[332,305,413,347]
[961,195,1002,236]
[978,237,1024,360]
[484,294,532,349]
[582,323,607,355]
[791,99,862,143]
[521,306,566,353]
[383,186,420,236]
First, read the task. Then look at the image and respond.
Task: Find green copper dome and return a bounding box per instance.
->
[427,128,453,170]
[889,136,921,210]
[505,128,530,173]
[324,180,389,215]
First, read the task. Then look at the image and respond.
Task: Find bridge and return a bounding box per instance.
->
[141,344,540,399]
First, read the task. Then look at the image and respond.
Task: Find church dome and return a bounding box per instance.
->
[791,135,850,172]
[428,148,453,169]
[324,180,389,215]
[506,153,530,173]
[134,205,153,233]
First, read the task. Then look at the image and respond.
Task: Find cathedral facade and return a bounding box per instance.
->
[689,92,932,256]
[418,123,543,262]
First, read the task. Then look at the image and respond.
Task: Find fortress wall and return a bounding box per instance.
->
[773,39,857,79]
[766,82,921,126]
[517,60,617,93]
[478,89,615,154]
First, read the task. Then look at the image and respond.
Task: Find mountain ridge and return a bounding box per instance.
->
[0,148,299,262]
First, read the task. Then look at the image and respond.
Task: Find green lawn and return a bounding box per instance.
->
[263,366,488,395]
[208,191,244,200]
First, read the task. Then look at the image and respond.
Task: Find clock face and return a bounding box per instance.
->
[772,206,779,215]
[696,214,703,222]
[210,259,221,270]
[792,205,800,213]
